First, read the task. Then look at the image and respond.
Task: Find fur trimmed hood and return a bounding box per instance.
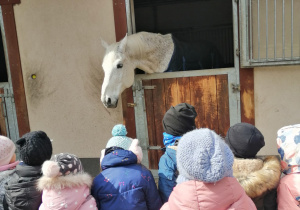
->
[37,172,92,191]
[233,155,281,198]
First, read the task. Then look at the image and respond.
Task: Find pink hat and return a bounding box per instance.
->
[0,135,16,166]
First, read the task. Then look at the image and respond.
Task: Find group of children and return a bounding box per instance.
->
[0,103,299,210]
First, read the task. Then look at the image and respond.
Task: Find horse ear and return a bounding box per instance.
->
[117,33,128,55]
[100,37,109,49]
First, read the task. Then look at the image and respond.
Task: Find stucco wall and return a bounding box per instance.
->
[255,65,300,156]
[13,0,123,157]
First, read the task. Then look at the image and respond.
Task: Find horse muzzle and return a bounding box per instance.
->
[102,97,118,108]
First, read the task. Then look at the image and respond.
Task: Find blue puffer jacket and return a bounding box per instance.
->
[92,150,162,210]
[158,146,178,203]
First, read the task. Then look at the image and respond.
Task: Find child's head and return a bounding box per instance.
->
[0,135,16,166]
[100,124,143,164]
[16,131,52,166]
[163,103,197,137]
[176,128,234,183]
[106,124,132,150]
[277,124,300,174]
[42,153,83,177]
[225,123,265,158]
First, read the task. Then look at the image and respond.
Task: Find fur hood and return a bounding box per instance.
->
[233,155,281,198]
[37,172,92,191]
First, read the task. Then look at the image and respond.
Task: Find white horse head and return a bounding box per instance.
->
[101,35,136,108]
[100,32,174,108]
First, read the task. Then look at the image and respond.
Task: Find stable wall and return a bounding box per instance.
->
[255,65,300,155]
[13,0,123,159]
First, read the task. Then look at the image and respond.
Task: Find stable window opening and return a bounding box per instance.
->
[131,0,234,73]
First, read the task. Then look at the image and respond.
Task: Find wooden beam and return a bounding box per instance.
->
[1,5,30,136]
[113,0,137,138]
[113,0,127,41]
[0,0,20,5]
[240,68,255,125]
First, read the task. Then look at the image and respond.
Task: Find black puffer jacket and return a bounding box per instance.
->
[4,164,42,210]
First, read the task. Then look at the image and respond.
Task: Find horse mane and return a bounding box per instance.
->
[126,32,174,73]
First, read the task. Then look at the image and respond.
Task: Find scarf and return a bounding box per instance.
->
[163,132,181,147]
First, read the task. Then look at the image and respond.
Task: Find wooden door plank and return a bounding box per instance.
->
[190,76,218,132]
[150,79,166,169]
[177,77,191,105]
[216,75,230,138]
[143,80,157,169]
[190,76,204,129]
[164,78,179,109]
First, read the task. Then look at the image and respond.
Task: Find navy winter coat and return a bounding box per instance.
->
[158,147,178,204]
[92,150,162,210]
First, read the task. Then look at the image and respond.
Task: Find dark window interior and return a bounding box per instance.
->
[133,0,234,71]
[0,27,8,82]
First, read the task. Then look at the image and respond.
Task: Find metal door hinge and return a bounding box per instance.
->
[147,146,162,150]
[143,86,156,90]
[235,48,240,56]
[127,103,136,108]
[231,83,240,93]
[133,81,156,91]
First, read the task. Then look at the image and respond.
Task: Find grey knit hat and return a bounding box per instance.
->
[177,128,234,183]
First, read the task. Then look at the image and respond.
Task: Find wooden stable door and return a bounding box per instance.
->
[143,75,230,169]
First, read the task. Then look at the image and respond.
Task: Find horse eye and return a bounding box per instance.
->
[117,64,123,69]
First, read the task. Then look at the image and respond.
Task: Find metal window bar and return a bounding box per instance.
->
[240,0,300,67]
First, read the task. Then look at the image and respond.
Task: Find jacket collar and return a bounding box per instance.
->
[38,172,92,190]
[101,149,137,170]
[15,164,42,177]
[233,156,281,198]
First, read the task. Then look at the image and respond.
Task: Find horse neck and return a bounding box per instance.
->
[127,32,174,73]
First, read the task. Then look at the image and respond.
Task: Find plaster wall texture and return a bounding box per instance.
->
[13,0,123,157]
[255,65,300,156]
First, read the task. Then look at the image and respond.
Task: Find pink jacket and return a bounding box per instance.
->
[161,177,256,210]
[38,173,97,210]
[277,173,300,210]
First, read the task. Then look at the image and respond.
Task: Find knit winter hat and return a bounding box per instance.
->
[225,123,265,158]
[177,128,234,183]
[277,124,300,174]
[106,124,132,150]
[16,131,53,166]
[0,135,16,166]
[163,103,197,136]
[42,153,83,177]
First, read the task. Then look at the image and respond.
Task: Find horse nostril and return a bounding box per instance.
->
[107,98,111,105]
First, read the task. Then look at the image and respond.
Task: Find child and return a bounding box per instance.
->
[158,103,197,203]
[4,131,52,210]
[161,128,256,210]
[0,136,19,210]
[276,124,300,209]
[92,124,162,210]
[225,122,281,210]
[38,153,97,210]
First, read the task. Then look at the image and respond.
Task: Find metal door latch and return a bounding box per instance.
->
[231,83,240,93]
